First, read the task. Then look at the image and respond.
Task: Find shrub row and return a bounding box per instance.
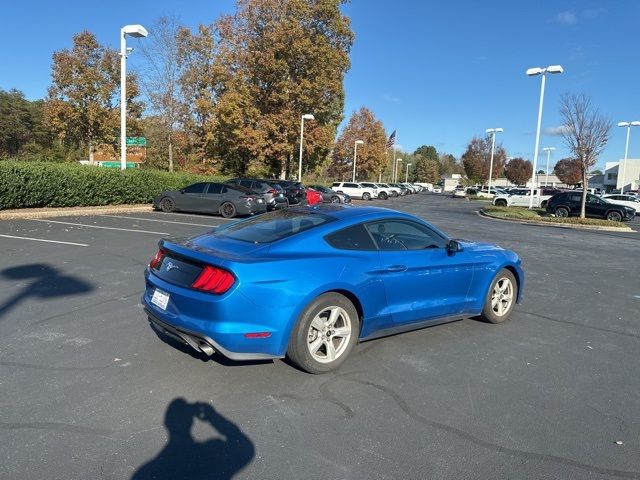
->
[482,206,626,227]
[0,161,227,210]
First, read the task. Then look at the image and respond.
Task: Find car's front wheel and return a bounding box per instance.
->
[480,269,517,324]
[606,211,622,222]
[287,293,359,374]
[362,192,371,201]
[160,197,175,213]
[495,199,507,207]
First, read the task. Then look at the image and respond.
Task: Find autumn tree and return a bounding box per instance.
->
[214,0,354,177]
[330,107,387,181]
[139,15,185,172]
[504,158,532,185]
[461,136,506,184]
[554,158,582,186]
[44,31,141,162]
[559,93,612,217]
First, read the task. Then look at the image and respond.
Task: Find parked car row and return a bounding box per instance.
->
[153,179,351,218]
[331,182,427,200]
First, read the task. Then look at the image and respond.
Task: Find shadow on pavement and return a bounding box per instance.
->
[0,263,94,319]
[131,398,255,480]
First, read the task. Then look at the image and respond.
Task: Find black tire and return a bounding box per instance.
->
[378,192,388,200]
[391,191,398,197]
[220,202,237,218]
[606,211,622,222]
[287,293,359,374]
[555,207,569,218]
[480,269,518,324]
[540,200,548,208]
[330,195,341,204]
[160,197,175,213]
[362,192,372,201]
[495,199,507,207]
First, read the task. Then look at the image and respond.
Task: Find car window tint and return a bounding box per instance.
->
[226,185,254,194]
[366,220,447,251]
[325,224,376,251]
[207,183,223,194]
[214,209,336,243]
[344,183,358,188]
[569,193,581,202]
[239,180,253,188]
[332,183,340,187]
[183,183,206,194]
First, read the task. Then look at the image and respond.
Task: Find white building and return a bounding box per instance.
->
[603,159,640,192]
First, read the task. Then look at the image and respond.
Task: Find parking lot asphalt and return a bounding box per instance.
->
[1,195,639,480]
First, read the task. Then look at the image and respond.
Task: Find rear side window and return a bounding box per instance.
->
[568,193,581,202]
[325,224,376,251]
[214,209,336,243]
[344,183,359,188]
[240,180,253,188]
[332,183,340,187]
[183,183,206,194]
[207,183,224,194]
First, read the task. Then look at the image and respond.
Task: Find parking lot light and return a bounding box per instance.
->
[405,163,412,183]
[526,64,564,208]
[352,140,364,182]
[618,121,640,193]
[120,24,148,170]
[542,147,556,186]
[298,114,315,182]
[394,158,403,183]
[485,128,503,196]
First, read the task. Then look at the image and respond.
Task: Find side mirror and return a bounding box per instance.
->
[447,239,462,256]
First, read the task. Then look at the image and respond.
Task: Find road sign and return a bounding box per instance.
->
[126,137,146,146]
[99,161,137,169]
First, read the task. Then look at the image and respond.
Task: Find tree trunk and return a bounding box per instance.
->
[580,168,587,218]
[88,138,94,165]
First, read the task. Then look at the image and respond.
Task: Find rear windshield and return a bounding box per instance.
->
[213,209,336,243]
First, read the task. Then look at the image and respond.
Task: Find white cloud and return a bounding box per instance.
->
[544,125,570,136]
[554,10,577,25]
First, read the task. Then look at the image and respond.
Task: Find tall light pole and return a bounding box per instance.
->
[120,24,148,170]
[542,147,556,186]
[405,163,412,182]
[618,121,640,193]
[394,159,403,183]
[352,140,364,182]
[485,128,503,195]
[298,114,315,182]
[526,65,563,207]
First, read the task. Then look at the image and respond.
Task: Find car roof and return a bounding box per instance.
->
[288,204,412,221]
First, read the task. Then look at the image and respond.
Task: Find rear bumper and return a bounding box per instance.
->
[142,270,287,360]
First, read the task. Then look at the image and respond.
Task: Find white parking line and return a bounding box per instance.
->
[26,218,168,235]
[100,215,218,228]
[0,234,88,247]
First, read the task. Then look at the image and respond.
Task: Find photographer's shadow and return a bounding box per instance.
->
[131,398,254,480]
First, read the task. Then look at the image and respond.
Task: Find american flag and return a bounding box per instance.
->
[386,130,396,149]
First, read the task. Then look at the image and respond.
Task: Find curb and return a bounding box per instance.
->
[0,204,153,220]
[478,209,634,233]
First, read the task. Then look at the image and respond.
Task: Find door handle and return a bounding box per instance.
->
[385,264,407,272]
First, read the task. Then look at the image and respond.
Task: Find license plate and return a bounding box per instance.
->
[151,289,170,310]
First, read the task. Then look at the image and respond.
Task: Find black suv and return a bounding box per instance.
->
[546,192,636,222]
[268,180,307,205]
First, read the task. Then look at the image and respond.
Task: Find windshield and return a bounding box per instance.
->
[213,209,336,243]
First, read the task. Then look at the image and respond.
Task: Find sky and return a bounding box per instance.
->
[1,0,639,171]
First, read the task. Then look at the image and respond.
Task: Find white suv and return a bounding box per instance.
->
[332,182,378,200]
[360,182,390,199]
[376,183,401,197]
[492,188,555,208]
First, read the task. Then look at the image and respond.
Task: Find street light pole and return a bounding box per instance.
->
[618,121,640,193]
[405,163,412,183]
[120,25,148,170]
[526,65,563,208]
[542,147,556,186]
[298,114,315,182]
[395,159,403,183]
[352,140,364,182]
[485,128,503,195]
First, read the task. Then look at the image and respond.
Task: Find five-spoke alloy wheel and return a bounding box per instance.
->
[481,268,517,324]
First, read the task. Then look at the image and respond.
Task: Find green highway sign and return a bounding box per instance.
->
[126,137,147,146]
[99,162,137,169]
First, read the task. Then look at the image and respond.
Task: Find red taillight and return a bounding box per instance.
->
[149,248,165,269]
[267,189,277,194]
[191,265,235,294]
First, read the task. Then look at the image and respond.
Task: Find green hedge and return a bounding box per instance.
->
[0,161,227,210]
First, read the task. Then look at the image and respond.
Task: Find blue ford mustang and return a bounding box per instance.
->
[143,205,524,373]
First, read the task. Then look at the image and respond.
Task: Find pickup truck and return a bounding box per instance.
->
[492,188,559,208]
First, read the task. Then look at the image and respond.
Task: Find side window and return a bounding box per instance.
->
[332,183,340,187]
[207,183,223,194]
[344,183,358,188]
[240,180,253,188]
[183,183,206,194]
[366,220,446,251]
[587,194,603,205]
[325,224,376,251]
[568,193,581,202]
